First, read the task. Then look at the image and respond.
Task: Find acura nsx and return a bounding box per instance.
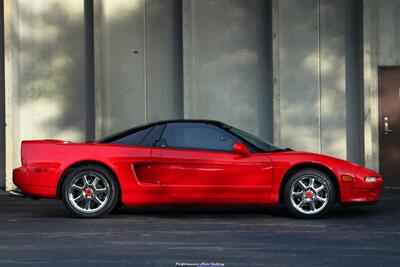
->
[12,120,383,218]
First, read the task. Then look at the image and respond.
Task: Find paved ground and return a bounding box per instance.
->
[0,190,399,267]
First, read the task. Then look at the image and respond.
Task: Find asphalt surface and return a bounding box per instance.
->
[0,190,399,267]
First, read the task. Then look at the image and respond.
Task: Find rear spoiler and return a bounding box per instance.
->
[22,140,71,144]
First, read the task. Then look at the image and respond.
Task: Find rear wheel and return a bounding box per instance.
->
[62,165,118,218]
[284,168,336,219]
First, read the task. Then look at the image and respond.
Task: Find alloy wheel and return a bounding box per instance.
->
[67,172,111,214]
[289,174,330,215]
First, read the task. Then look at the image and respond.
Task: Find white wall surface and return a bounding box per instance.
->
[4,0,86,190]
[3,0,392,188]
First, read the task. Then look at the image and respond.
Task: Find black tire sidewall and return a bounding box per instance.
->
[284,168,336,219]
[62,165,118,218]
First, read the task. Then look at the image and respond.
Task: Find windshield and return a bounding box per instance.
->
[223,125,283,153]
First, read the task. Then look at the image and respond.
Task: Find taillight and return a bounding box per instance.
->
[20,141,26,166]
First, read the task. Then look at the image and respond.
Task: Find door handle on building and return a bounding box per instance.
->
[384,116,393,134]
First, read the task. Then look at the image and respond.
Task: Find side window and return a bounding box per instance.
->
[110,126,153,146]
[161,123,240,152]
[139,124,165,147]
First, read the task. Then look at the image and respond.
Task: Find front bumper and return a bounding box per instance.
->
[341,187,382,203]
[340,167,384,203]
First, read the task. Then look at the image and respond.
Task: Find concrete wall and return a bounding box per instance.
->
[94,0,145,137]
[145,0,183,123]
[273,0,353,160]
[94,0,183,138]
[183,0,273,141]
[2,0,395,188]
[363,0,400,171]
[274,0,320,153]
[0,0,4,188]
[94,0,273,141]
[4,0,87,190]
[345,0,363,165]
[320,0,347,159]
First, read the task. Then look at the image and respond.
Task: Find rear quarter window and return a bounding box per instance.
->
[106,127,153,146]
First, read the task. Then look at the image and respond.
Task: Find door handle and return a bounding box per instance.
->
[384,116,393,135]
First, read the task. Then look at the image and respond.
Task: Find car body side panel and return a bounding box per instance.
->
[151,147,274,199]
[14,141,169,205]
[13,141,383,206]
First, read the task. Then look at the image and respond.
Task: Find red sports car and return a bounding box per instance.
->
[12,120,383,218]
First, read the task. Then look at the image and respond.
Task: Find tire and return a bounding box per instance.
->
[62,165,119,218]
[284,168,336,219]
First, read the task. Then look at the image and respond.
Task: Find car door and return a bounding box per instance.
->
[151,122,274,199]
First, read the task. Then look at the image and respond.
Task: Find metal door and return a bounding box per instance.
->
[379,68,400,186]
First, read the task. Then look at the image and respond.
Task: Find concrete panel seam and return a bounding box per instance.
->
[272,0,280,145]
[317,0,322,154]
[143,0,148,123]
[182,0,192,119]
[94,0,103,138]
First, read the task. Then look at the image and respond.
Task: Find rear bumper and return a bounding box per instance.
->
[13,167,26,188]
[13,166,57,198]
[16,185,56,198]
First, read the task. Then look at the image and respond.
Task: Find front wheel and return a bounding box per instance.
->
[284,169,336,219]
[62,165,119,218]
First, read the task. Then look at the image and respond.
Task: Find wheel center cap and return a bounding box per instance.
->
[305,190,314,199]
[84,188,94,197]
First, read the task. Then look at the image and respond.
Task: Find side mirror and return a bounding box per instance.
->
[233,142,250,157]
